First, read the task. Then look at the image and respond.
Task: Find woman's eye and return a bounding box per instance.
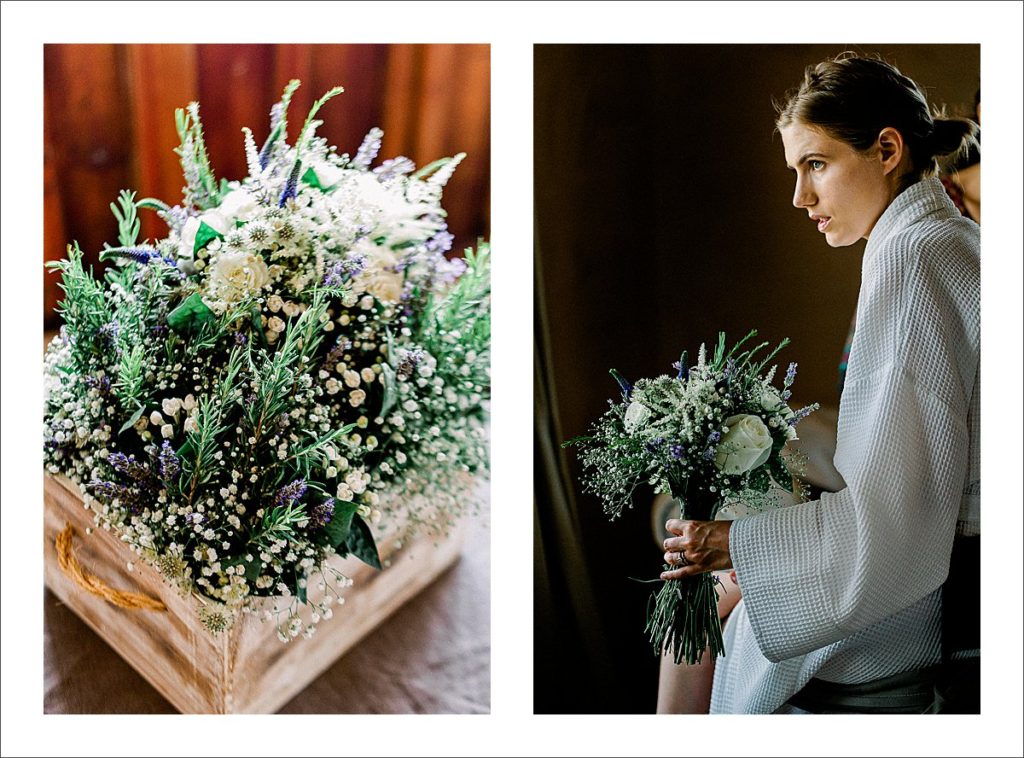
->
[809,160,825,171]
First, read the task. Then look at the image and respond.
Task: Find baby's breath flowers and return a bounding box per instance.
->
[564,331,816,665]
[44,81,489,640]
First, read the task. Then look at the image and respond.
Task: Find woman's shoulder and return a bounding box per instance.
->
[880,213,979,275]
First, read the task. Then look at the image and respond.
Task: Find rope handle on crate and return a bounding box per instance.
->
[55,523,166,612]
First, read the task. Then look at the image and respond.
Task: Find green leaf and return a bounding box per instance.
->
[167,292,216,335]
[193,220,224,254]
[412,157,451,180]
[345,514,382,570]
[137,197,171,213]
[379,362,398,419]
[301,166,325,190]
[225,554,263,583]
[323,500,359,549]
[118,403,146,435]
[176,436,195,462]
[295,566,308,604]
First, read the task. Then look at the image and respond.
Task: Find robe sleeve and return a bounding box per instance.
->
[730,227,978,663]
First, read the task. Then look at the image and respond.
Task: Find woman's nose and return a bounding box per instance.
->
[792,177,814,208]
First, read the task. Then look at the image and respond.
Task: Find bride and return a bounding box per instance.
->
[656,52,980,714]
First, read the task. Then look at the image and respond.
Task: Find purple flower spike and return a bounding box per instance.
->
[323,261,346,288]
[278,160,303,207]
[784,362,798,388]
[273,478,308,509]
[158,440,181,484]
[107,451,151,484]
[310,497,335,527]
[670,444,684,460]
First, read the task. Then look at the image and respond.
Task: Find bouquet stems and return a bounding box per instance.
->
[646,483,725,665]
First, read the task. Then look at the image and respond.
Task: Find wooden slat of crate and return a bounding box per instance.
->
[43,473,465,713]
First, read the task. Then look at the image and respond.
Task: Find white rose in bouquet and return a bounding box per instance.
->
[760,387,799,441]
[205,250,270,307]
[714,413,772,475]
[179,211,231,258]
[353,173,445,245]
[308,159,346,189]
[350,239,404,303]
[623,401,652,433]
[217,189,260,222]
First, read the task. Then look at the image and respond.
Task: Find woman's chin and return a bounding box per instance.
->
[824,230,856,248]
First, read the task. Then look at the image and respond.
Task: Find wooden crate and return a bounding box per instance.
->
[43,473,467,713]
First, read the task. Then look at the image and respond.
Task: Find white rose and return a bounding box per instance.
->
[162,397,182,417]
[180,211,230,258]
[759,387,784,414]
[336,483,354,501]
[149,410,165,426]
[217,189,259,222]
[160,424,175,439]
[183,415,199,434]
[309,160,346,189]
[623,401,651,433]
[343,370,361,388]
[349,389,366,407]
[349,239,404,304]
[205,250,270,304]
[267,316,286,333]
[266,294,284,313]
[353,172,445,244]
[360,367,376,384]
[760,387,798,441]
[182,394,197,411]
[714,414,773,476]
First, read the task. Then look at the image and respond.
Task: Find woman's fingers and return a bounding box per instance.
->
[660,519,734,575]
[660,564,699,581]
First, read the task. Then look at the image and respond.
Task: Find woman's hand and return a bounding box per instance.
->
[661,519,733,579]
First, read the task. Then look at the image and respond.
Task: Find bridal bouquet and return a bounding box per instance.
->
[43,81,490,640]
[564,332,816,664]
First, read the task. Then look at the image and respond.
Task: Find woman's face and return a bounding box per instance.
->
[780,122,894,247]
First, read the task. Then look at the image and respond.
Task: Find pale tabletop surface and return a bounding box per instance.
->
[43,508,490,714]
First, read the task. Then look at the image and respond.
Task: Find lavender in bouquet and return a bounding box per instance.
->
[564,331,817,664]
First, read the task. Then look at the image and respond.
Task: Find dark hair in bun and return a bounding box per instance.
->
[775,52,979,188]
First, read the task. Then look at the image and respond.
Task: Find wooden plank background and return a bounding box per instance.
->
[43,43,490,328]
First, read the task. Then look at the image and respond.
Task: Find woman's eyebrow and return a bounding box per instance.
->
[790,151,828,169]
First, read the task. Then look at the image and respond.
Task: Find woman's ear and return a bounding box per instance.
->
[876,127,906,176]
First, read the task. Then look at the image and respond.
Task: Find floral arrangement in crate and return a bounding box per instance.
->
[43,81,490,639]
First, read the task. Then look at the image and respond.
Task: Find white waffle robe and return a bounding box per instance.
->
[710,177,980,714]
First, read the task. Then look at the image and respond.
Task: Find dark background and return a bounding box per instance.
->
[534,44,979,714]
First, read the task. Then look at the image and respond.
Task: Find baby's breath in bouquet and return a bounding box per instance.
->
[564,332,816,664]
[43,81,489,640]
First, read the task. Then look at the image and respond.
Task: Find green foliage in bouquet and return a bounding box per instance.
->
[564,331,817,664]
[43,81,490,640]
